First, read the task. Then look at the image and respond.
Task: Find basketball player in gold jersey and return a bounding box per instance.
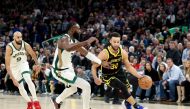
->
[92,32,145,109]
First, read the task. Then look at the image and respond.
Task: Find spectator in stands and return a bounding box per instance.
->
[145,46,154,62]
[161,58,185,102]
[158,63,168,80]
[182,41,190,65]
[38,48,45,64]
[128,46,137,58]
[157,62,168,100]
[166,41,181,65]
[177,59,190,102]
[152,53,164,70]
[42,49,53,64]
[121,34,130,47]
[152,44,166,57]
[178,43,184,55]
[0,64,6,91]
[132,57,140,71]
[173,28,182,41]
[0,48,5,64]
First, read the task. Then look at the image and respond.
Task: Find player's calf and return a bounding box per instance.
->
[122,100,132,109]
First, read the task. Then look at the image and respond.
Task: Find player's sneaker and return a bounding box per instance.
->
[51,96,61,109]
[104,96,110,103]
[33,101,41,109]
[112,99,121,104]
[122,100,132,109]
[27,101,33,109]
[136,105,144,109]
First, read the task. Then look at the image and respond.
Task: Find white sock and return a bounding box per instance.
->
[18,82,31,102]
[56,86,77,103]
[23,74,38,101]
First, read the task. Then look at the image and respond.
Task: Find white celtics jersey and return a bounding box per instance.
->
[8,41,28,67]
[52,34,76,69]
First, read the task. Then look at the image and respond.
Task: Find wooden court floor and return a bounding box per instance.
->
[0,93,189,109]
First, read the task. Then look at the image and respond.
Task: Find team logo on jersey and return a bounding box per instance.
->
[13,52,25,58]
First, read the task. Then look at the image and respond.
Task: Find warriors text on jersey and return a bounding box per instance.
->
[8,41,27,67]
[101,46,122,75]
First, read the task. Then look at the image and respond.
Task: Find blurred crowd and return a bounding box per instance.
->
[0,0,190,103]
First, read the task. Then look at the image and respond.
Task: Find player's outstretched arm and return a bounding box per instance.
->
[5,45,19,87]
[25,42,39,65]
[76,47,110,68]
[122,49,143,79]
[91,63,102,85]
[91,50,109,85]
[58,36,97,51]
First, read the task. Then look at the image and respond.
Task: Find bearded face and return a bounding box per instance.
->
[15,40,22,45]
[13,31,22,45]
[109,37,121,51]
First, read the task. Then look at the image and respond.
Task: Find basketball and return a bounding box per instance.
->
[138,75,153,90]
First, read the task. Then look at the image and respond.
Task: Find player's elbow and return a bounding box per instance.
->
[58,44,70,51]
[64,46,73,51]
[5,65,10,71]
[91,65,97,71]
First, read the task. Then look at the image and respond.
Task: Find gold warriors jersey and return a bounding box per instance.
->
[101,46,122,75]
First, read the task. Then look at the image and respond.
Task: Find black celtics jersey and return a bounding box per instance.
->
[101,46,122,76]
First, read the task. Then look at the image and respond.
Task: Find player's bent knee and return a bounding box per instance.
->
[118,84,131,99]
[18,84,24,89]
[23,74,33,85]
[123,90,131,99]
[84,82,90,89]
[82,82,91,92]
[70,86,78,92]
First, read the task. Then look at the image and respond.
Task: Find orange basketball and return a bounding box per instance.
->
[138,75,153,90]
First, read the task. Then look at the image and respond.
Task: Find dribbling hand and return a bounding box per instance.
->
[94,78,102,85]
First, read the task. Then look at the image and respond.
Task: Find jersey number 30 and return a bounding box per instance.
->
[110,63,118,69]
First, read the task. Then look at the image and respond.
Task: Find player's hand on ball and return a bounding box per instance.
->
[138,74,144,80]
[94,78,102,85]
[138,75,153,90]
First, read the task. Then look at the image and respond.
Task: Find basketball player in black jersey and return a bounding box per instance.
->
[92,32,145,109]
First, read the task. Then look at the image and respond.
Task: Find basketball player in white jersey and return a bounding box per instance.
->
[50,22,110,109]
[5,31,41,109]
